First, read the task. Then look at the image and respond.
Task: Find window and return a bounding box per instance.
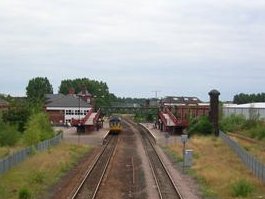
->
[66,110,71,115]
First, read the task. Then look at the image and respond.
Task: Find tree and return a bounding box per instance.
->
[58,78,116,107]
[24,112,54,146]
[0,119,20,146]
[1,97,31,132]
[233,93,265,104]
[26,77,53,103]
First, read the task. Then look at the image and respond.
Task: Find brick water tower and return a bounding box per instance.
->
[209,89,220,136]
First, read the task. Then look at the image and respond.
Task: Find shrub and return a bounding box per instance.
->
[18,188,32,199]
[220,114,246,132]
[247,125,265,140]
[0,120,20,146]
[24,112,54,146]
[188,116,213,135]
[231,179,254,197]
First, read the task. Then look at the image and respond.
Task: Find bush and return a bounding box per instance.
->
[220,114,246,132]
[188,116,213,135]
[24,112,54,146]
[0,120,20,146]
[247,125,265,140]
[231,179,254,197]
[18,188,32,199]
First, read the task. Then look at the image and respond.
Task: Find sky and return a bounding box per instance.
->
[0,0,265,101]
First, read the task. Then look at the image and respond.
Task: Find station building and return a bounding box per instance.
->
[45,90,92,126]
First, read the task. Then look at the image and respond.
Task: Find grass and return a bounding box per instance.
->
[167,135,265,199]
[0,142,91,199]
[230,135,265,165]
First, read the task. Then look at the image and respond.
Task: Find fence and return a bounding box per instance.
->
[219,131,265,183]
[0,133,63,174]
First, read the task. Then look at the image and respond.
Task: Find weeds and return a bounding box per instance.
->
[18,188,32,199]
[30,170,46,184]
[231,179,254,197]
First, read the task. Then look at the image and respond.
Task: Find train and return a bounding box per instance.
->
[109,116,122,133]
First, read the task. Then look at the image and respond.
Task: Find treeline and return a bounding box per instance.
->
[233,93,265,104]
[59,78,117,107]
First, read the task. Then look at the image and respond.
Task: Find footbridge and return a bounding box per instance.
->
[101,106,159,115]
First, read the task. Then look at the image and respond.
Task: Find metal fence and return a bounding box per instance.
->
[220,131,265,183]
[0,133,63,174]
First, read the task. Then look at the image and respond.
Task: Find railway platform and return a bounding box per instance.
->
[54,121,110,146]
[140,123,182,146]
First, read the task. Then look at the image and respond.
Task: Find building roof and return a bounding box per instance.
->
[45,94,90,108]
[77,90,92,97]
[223,103,265,109]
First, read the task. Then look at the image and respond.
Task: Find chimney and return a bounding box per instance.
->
[68,88,75,95]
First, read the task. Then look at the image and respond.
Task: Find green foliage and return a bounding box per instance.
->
[220,114,246,132]
[26,77,53,104]
[58,78,115,107]
[2,103,31,132]
[233,92,265,104]
[247,125,265,140]
[30,170,46,184]
[0,119,20,146]
[18,188,32,199]
[188,116,213,135]
[24,112,54,146]
[231,179,254,197]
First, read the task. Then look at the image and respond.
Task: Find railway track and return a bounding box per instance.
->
[125,119,183,199]
[139,126,183,199]
[71,134,118,199]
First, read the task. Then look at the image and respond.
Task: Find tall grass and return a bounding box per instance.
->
[220,114,246,132]
[220,114,265,140]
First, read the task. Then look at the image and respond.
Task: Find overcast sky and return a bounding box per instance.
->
[0,0,265,101]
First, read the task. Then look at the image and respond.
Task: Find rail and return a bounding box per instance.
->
[137,123,183,199]
[71,134,118,199]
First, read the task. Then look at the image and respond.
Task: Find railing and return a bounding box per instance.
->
[220,131,265,183]
[159,111,168,126]
[165,107,178,126]
[71,108,94,126]
[165,107,189,127]
[93,108,101,124]
[0,133,63,175]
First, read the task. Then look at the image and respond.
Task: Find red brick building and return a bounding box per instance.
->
[161,96,209,120]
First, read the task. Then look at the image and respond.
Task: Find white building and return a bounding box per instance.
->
[223,103,265,120]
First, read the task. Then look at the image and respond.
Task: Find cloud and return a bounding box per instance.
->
[0,0,265,100]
